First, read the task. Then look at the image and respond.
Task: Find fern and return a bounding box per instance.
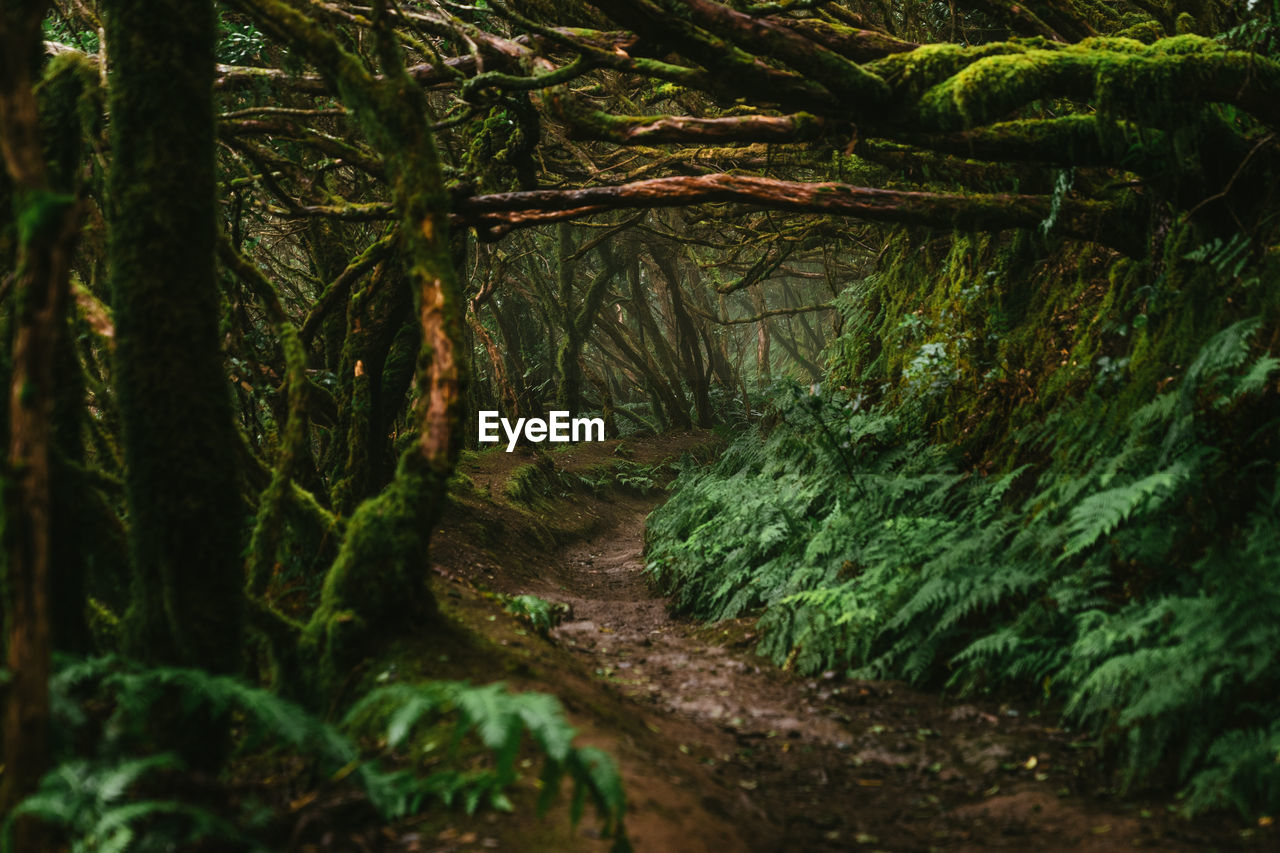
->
[1062,456,1201,557]
[49,654,356,764]
[648,314,1280,817]
[17,656,629,851]
[499,593,569,635]
[2,755,254,853]
[345,682,628,847]
[1183,722,1280,817]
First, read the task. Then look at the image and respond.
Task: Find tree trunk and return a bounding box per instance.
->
[469,310,520,417]
[652,243,711,427]
[555,223,583,413]
[751,289,772,388]
[490,297,534,417]
[106,0,246,760]
[0,1,82,834]
[227,0,468,692]
[628,252,691,426]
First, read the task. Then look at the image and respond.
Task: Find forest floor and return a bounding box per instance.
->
[288,433,1274,853]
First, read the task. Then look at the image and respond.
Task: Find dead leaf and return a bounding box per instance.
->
[288,791,317,811]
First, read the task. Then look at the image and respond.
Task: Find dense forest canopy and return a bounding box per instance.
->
[2,0,1280,848]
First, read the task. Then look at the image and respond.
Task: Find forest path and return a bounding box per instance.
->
[520,501,1238,853]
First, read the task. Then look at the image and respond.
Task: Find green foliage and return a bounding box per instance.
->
[10,656,627,851]
[499,593,570,634]
[1219,0,1280,55]
[6,655,351,852]
[648,300,1280,817]
[301,452,444,690]
[503,455,574,506]
[42,16,100,54]
[577,459,665,495]
[13,188,75,248]
[216,12,267,64]
[346,682,628,848]
[3,755,253,853]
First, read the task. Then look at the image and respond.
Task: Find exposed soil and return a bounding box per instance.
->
[280,434,1275,852]
[528,505,1270,852]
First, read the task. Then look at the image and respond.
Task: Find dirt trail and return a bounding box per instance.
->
[516,501,1265,853]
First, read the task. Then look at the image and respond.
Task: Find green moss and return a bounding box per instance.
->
[379,320,419,408]
[907,36,1279,133]
[301,452,445,692]
[13,188,75,248]
[330,366,373,514]
[105,0,243,774]
[445,468,479,499]
[827,213,1280,472]
[503,456,561,506]
[914,48,1089,131]
[86,598,122,650]
[36,51,102,189]
[107,0,245,684]
[1114,20,1164,44]
[1145,34,1218,55]
[247,321,310,597]
[871,42,1022,106]
[464,99,539,192]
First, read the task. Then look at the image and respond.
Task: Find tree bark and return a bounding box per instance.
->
[751,289,772,389]
[458,174,1141,254]
[229,0,468,691]
[0,0,81,834]
[106,0,246,754]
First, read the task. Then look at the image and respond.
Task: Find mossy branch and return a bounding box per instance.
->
[300,232,396,343]
[456,173,1142,253]
[461,54,595,102]
[565,110,826,145]
[216,237,313,599]
[232,0,467,692]
[587,0,838,109]
[656,0,891,107]
[782,17,918,62]
[909,37,1280,133]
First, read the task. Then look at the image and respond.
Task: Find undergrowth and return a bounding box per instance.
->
[498,592,571,635]
[576,459,668,495]
[647,310,1280,818]
[4,655,627,852]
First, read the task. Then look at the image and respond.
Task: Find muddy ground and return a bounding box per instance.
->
[280,434,1275,852]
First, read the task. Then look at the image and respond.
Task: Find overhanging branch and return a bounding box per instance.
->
[693,302,835,324]
[455,174,1142,253]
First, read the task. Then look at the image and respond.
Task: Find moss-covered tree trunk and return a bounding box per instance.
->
[324,262,413,514]
[555,225,621,416]
[105,0,245,709]
[469,310,521,418]
[0,0,81,834]
[554,223,583,413]
[490,297,535,417]
[627,250,692,426]
[653,245,712,427]
[227,0,467,693]
[41,53,99,658]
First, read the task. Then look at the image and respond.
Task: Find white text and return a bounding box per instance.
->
[478,410,605,451]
